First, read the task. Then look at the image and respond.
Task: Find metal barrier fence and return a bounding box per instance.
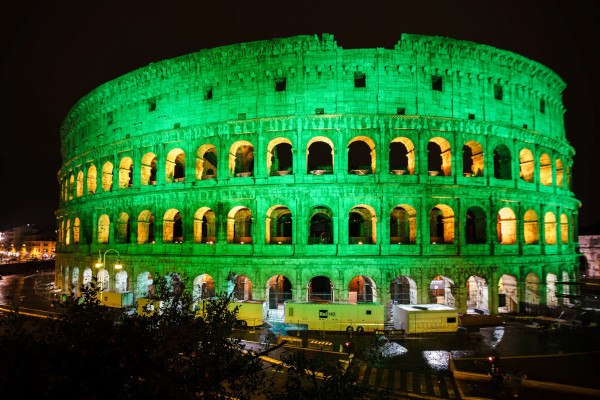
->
[307,339,333,351]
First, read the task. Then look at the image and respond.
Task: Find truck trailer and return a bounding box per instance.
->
[392,304,458,334]
[195,300,267,327]
[284,301,385,332]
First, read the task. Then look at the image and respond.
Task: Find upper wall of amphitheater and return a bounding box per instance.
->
[59,33,568,163]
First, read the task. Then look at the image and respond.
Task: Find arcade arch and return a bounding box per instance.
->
[465,207,486,244]
[229,274,252,301]
[389,137,415,175]
[266,275,292,309]
[307,136,334,174]
[540,154,553,186]
[309,206,333,244]
[166,148,186,183]
[101,162,113,192]
[497,207,517,244]
[228,206,253,244]
[466,275,489,313]
[136,271,153,298]
[266,205,292,244]
[546,273,558,307]
[427,137,451,176]
[493,144,512,180]
[140,152,157,185]
[194,207,216,244]
[524,210,539,244]
[118,157,133,189]
[390,276,417,305]
[519,149,534,183]
[115,212,131,244]
[76,171,84,197]
[498,274,518,313]
[429,205,455,244]
[229,141,254,177]
[267,138,293,176]
[193,274,215,303]
[308,276,333,302]
[429,275,455,307]
[390,205,417,244]
[115,270,128,293]
[137,210,155,244]
[544,212,557,245]
[348,136,375,175]
[525,272,541,305]
[348,205,376,244]
[97,214,110,244]
[163,209,182,243]
[196,144,218,180]
[349,275,376,303]
[462,140,484,177]
[87,164,97,194]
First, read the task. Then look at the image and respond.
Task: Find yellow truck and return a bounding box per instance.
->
[195,300,267,327]
[98,291,134,308]
[284,301,385,332]
[392,304,458,334]
[136,298,162,316]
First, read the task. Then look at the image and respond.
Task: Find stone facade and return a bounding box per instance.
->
[579,235,600,277]
[56,34,579,315]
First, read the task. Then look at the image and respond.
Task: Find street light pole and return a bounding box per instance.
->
[94,249,122,293]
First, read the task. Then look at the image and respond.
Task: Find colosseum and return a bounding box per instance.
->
[56,33,579,319]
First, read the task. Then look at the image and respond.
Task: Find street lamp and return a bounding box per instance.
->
[94,249,122,292]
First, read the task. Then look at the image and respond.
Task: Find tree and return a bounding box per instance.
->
[0,275,268,399]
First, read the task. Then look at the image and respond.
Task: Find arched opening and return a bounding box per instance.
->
[429,275,455,307]
[307,136,334,174]
[546,273,558,307]
[497,207,517,245]
[349,275,377,303]
[63,179,68,202]
[87,165,97,194]
[196,144,218,180]
[540,153,553,186]
[97,269,110,292]
[465,207,487,244]
[348,136,375,175]
[163,209,182,243]
[76,171,84,198]
[97,214,110,244]
[390,276,417,305]
[267,138,293,176]
[429,205,455,244]
[194,207,216,244]
[498,274,518,313]
[524,210,539,245]
[462,141,484,177]
[266,275,292,310]
[137,210,155,244]
[119,157,133,189]
[71,267,79,295]
[389,137,415,175]
[266,205,292,244]
[390,205,417,244]
[309,206,333,244]
[140,152,158,186]
[562,271,571,305]
[73,218,80,244]
[525,272,540,306]
[116,212,131,244]
[229,274,252,301]
[83,268,92,288]
[493,144,512,180]
[556,159,564,188]
[545,212,557,245]
[101,161,113,192]
[136,272,153,298]
[68,174,74,200]
[115,270,128,293]
[519,149,534,183]
[561,213,569,244]
[65,219,71,246]
[307,276,334,302]
[165,273,183,299]
[64,266,69,290]
[228,206,253,244]
[348,205,376,244]
[193,274,215,303]
[229,141,254,177]
[466,275,489,313]
[166,148,186,183]
[427,137,451,176]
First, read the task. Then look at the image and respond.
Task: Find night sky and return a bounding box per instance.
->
[1,0,598,231]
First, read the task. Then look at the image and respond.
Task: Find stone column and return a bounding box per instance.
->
[489,267,498,315]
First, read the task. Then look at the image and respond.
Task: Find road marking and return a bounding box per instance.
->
[419,373,427,393]
[431,375,441,396]
[445,377,456,398]
[393,370,402,392]
[407,371,413,392]
[381,369,389,388]
[368,367,378,386]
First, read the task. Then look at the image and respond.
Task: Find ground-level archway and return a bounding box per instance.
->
[307,276,333,302]
[466,275,489,314]
[498,274,518,313]
[266,275,292,309]
[193,273,216,303]
[429,275,455,307]
[349,275,377,303]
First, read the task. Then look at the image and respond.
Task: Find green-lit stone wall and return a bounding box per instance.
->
[56,34,579,315]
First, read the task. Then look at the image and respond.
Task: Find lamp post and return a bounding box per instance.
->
[94,249,122,293]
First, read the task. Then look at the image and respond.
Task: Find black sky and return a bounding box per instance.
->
[0,0,598,231]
